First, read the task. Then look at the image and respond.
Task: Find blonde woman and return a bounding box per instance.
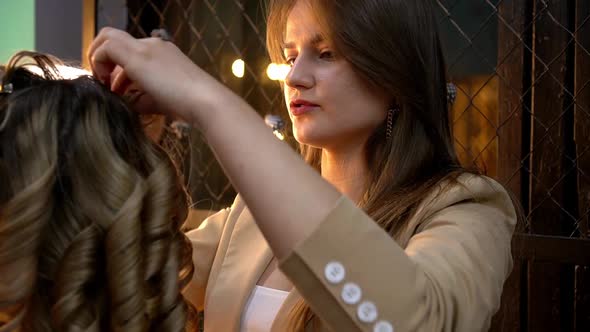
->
[0,52,197,331]
[89,0,519,331]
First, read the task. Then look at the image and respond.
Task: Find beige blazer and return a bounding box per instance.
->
[183,174,517,332]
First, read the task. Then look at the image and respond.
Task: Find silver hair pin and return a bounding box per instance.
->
[0,82,13,131]
[0,83,13,94]
[150,28,173,42]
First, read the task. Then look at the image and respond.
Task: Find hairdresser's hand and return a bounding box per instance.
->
[88,27,232,127]
[108,65,167,116]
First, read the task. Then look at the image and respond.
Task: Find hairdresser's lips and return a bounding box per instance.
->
[290,99,319,116]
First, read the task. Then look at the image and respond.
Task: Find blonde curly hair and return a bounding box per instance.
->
[0,51,197,331]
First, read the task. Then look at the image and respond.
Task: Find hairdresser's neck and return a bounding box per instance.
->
[320,145,368,204]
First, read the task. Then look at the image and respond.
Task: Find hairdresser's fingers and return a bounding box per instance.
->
[87,27,131,64]
[87,29,107,61]
[109,65,159,114]
[90,42,118,85]
[110,66,133,95]
[87,27,116,59]
[109,63,164,115]
[89,28,135,84]
[90,27,214,124]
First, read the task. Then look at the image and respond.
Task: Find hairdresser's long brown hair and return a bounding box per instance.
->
[0,52,197,331]
[267,0,473,330]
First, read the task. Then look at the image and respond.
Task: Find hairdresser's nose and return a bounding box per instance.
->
[284,58,314,90]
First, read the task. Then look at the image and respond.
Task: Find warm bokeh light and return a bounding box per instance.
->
[25,64,91,79]
[58,65,91,79]
[231,59,245,78]
[266,63,290,81]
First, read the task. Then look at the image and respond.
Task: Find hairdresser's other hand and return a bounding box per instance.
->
[88,27,230,127]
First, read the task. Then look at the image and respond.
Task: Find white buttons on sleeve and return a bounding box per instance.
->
[323,261,391,329]
[357,301,378,323]
[373,320,394,332]
[324,261,346,284]
[341,282,362,305]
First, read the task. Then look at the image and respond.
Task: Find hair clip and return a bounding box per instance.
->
[0,82,13,94]
[150,28,173,42]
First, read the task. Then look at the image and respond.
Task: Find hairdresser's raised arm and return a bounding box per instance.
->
[89,27,340,259]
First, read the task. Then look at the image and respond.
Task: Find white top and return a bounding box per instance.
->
[240,285,290,332]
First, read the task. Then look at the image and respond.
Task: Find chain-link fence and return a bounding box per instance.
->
[95,0,590,331]
[98,0,281,212]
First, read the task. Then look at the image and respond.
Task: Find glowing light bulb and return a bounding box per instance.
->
[266,63,290,81]
[232,59,245,78]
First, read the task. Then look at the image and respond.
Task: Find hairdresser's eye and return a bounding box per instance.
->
[285,57,296,66]
[319,51,334,60]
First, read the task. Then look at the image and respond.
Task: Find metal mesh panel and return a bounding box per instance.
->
[95,0,590,236]
[98,0,286,211]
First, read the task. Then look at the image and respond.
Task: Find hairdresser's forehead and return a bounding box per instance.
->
[284,0,325,47]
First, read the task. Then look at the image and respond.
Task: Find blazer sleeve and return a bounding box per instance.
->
[182,206,231,310]
[279,176,517,332]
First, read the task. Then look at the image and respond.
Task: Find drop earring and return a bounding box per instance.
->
[386,106,399,140]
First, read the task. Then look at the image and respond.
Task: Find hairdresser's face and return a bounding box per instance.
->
[283,0,389,151]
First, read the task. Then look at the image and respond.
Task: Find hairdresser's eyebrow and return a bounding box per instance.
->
[282,34,325,50]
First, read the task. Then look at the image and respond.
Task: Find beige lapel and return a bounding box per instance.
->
[204,207,274,331]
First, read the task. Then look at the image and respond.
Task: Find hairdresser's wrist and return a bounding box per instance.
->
[185,73,249,134]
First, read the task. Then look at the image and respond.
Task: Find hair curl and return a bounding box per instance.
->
[0,51,198,331]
